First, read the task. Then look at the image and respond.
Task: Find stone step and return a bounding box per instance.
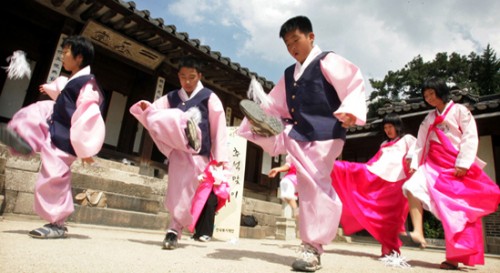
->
[72,187,162,214]
[68,205,169,230]
[78,157,141,174]
[0,194,4,212]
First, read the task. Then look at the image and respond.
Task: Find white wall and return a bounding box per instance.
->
[479,135,496,182]
[104,91,127,147]
[0,60,36,119]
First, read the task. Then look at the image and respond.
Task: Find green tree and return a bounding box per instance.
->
[367,46,499,118]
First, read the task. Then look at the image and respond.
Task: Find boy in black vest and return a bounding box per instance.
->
[130,56,229,249]
[238,16,367,272]
[0,35,106,239]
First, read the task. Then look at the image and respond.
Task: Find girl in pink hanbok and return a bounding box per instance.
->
[268,158,298,218]
[403,77,500,270]
[130,56,229,250]
[0,36,105,238]
[331,113,415,257]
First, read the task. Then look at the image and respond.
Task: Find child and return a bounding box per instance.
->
[402,77,500,270]
[331,113,415,257]
[268,157,298,218]
[0,35,105,238]
[130,56,229,249]
[238,16,366,272]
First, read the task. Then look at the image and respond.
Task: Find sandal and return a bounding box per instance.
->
[440,261,459,270]
[28,223,68,239]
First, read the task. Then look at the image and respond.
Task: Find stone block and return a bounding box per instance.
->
[4,169,37,193]
[6,155,40,172]
[0,173,5,191]
[68,206,168,230]
[275,217,296,240]
[0,156,6,174]
[13,191,36,216]
[72,158,140,174]
[3,190,18,213]
[239,226,266,239]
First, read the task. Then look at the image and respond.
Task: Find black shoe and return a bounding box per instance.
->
[291,244,322,272]
[185,118,201,151]
[239,100,283,137]
[162,230,178,250]
[0,124,32,155]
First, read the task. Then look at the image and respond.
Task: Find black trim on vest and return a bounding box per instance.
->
[49,74,104,156]
[284,52,346,141]
[167,88,212,157]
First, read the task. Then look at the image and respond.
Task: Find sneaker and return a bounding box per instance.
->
[0,124,32,155]
[197,235,211,242]
[185,118,201,151]
[239,100,284,137]
[28,223,67,239]
[291,244,322,272]
[162,229,178,250]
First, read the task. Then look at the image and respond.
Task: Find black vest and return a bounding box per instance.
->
[285,52,346,141]
[167,88,212,157]
[49,75,104,156]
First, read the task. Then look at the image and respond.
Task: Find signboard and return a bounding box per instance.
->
[81,20,165,70]
[46,34,67,83]
[212,126,247,240]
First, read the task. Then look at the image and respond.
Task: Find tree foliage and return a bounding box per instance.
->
[368,45,500,118]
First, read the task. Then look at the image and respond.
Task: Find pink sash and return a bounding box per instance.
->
[331,138,410,255]
[189,160,230,232]
[422,104,500,265]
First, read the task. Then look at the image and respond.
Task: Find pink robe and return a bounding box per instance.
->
[8,66,105,225]
[403,102,500,266]
[130,82,229,235]
[331,134,415,255]
[238,45,367,253]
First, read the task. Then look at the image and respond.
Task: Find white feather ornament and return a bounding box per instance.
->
[3,50,32,80]
[378,251,411,268]
[247,76,270,109]
[186,106,202,124]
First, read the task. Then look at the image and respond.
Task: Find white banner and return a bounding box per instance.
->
[213,126,247,240]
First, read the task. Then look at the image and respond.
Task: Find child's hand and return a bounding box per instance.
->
[268,168,279,178]
[39,85,47,94]
[454,167,468,177]
[336,113,356,128]
[409,168,416,174]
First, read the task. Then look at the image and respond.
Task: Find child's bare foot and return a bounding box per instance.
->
[408,231,427,248]
[399,231,427,248]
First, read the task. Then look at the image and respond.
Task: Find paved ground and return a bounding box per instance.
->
[1,215,499,273]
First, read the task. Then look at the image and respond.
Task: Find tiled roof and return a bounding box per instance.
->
[38,0,274,97]
[350,89,500,134]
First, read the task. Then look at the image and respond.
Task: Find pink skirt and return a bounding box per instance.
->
[332,160,409,255]
[424,139,500,266]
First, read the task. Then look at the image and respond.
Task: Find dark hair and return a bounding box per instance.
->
[178,56,202,73]
[61,35,94,68]
[382,113,404,140]
[421,77,450,105]
[279,16,313,38]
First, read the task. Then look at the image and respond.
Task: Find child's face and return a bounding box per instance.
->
[383,123,398,140]
[61,45,82,74]
[423,88,445,109]
[283,29,315,64]
[178,67,201,94]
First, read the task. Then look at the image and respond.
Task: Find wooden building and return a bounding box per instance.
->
[0,0,280,197]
